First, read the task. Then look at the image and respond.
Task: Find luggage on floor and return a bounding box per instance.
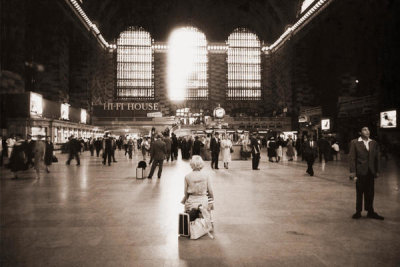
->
[136,167,146,179]
[178,213,190,237]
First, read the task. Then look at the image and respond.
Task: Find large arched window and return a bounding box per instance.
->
[117,27,153,99]
[168,27,208,101]
[227,28,261,100]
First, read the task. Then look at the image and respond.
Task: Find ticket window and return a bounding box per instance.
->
[31,127,47,140]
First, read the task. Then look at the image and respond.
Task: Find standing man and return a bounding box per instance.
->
[148,134,167,179]
[349,127,383,220]
[163,133,172,162]
[250,133,260,170]
[66,135,80,166]
[303,136,318,176]
[171,133,178,161]
[102,134,113,166]
[210,132,221,169]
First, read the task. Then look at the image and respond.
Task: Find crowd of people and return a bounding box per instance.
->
[0,125,386,235]
[0,134,54,179]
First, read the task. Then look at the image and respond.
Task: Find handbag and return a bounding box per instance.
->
[230,147,234,153]
[52,155,58,163]
[190,218,209,239]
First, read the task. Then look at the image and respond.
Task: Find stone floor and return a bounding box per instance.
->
[1,149,400,267]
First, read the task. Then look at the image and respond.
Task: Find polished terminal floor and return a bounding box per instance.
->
[1,149,400,267]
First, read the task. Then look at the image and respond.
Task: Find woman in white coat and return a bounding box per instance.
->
[221,134,232,169]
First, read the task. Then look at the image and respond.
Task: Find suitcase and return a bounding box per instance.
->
[179,213,190,237]
[136,167,146,179]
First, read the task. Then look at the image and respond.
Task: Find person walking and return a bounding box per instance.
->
[221,134,232,169]
[44,136,54,173]
[141,137,150,160]
[276,137,284,162]
[66,135,80,166]
[148,134,167,179]
[94,137,102,157]
[33,135,46,179]
[267,137,277,162]
[6,135,16,159]
[303,136,318,176]
[9,135,26,179]
[192,136,203,156]
[127,138,133,159]
[25,135,35,168]
[210,132,221,169]
[102,134,113,166]
[331,141,340,161]
[111,137,117,163]
[89,137,95,156]
[349,126,383,220]
[250,133,260,170]
[286,135,295,161]
[171,133,178,161]
[163,133,172,162]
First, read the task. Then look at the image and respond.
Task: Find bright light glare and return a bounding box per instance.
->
[168,27,206,101]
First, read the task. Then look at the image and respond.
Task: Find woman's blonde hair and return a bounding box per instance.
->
[190,155,204,171]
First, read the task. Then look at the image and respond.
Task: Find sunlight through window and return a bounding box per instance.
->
[168,27,208,101]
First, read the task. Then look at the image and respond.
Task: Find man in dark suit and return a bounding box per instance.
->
[349,126,383,220]
[303,136,318,176]
[163,133,172,162]
[66,135,81,166]
[250,133,261,170]
[102,134,113,166]
[171,133,178,161]
[148,134,167,179]
[210,132,221,169]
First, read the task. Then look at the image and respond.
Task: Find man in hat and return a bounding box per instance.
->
[148,133,167,179]
[349,126,383,220]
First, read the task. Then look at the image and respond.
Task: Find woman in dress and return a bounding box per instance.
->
[9,135,26,179]
[44,136,54,173]
[181,155,214,222]
[221,134,232,169]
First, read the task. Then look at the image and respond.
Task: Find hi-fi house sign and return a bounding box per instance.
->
[103,102,159,111]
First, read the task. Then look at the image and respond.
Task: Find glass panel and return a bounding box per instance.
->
[227,28,262,100]
[117,27,154,100]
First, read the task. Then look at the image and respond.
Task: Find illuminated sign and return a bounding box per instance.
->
[321,119,330,130]
[103,102,159,111]
[81,109,87,124]
[61,103,70,120]
[298,115,309,123]
[147,112,162,118]
[380,110,396,128]
[30,92,43,116]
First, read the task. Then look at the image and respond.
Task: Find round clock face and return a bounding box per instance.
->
[214,108,225,118]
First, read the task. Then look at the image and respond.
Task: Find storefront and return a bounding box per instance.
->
[1,92,103,142]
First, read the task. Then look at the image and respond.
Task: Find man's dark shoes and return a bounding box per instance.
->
[367,212,384,220]
[352,212,361,219]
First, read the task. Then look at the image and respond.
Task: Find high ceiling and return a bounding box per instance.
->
[82,0,300,43]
